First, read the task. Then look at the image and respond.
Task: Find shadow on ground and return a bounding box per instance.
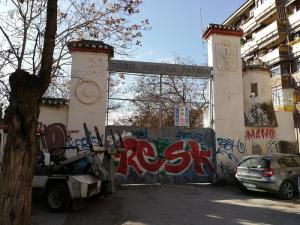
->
[32,184,300,225]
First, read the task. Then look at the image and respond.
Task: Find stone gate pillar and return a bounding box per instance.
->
[67,40,113,149]
[203,24,245,178]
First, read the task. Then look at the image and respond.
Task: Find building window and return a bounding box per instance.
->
[251,83,258,97]
[261,0,267,4]
[297,62,300,73]
[271,66,280,77]
[256,0,269,7]
[281,62,290,75]
[272,88,283,107]
[291,32,300,41]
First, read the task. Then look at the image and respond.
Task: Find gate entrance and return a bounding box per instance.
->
[107,60,215,184]
[106,126,215,184]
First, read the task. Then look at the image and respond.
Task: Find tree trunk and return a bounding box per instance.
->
[0,1,57,224]
[0,70,43,225]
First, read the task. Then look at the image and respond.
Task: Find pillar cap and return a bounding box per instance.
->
[67,40,114,58]
[202,24,243,40]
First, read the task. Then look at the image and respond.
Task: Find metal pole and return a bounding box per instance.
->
[209,76,214,129]
[159,74,162,138]
[209,75,217,184]
[107,72,111,126]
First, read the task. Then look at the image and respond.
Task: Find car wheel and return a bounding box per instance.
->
[46,183,71,212]
[237,182,249,193]
[235,179,248,193]
[278,180,294,200]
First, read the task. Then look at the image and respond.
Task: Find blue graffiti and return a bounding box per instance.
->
[216,137,246,163]
[175,131,213,150]
[217,138,245,154]
[67,136,98,150]
[176,131,204,143]
[131,130,148,139]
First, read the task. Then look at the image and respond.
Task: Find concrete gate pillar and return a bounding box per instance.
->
[67,40,114,148]
[203,24,245,177]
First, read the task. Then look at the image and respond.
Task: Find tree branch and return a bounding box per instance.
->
[38,0,57,93]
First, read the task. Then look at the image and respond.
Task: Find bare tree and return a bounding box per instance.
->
[113,55,209,127]
[0,0,150,103]
[0,1,58,224]
[0,1,148,225]
[128,75,209,127]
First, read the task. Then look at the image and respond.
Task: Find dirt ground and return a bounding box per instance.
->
[32,184,300,225]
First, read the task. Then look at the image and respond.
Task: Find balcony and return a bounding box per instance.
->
[286,0,297,7]
[291,41,300,58]
[254,0,277,24]
[241,39,257,57]
[292,71,300,85]
[288,10,300,33]
[255,20,286,49]
[271,74,293,88]
[242,16,256,35]
[272,87,295,112]
[259,45,290,66]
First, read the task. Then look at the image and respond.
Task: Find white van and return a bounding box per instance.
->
[0,129,106,212]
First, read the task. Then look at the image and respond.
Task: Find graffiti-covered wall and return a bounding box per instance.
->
[106,126,216,184]
[34,35,298,186]
[216,136,246,178]
[243,65,297,156]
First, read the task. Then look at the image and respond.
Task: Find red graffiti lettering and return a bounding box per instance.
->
[245,128,276,141]
[269,129,276,139]
[246,129,256,140]
[115,138,214,177]
[188,140,214,175]
[115,151,128,176]
[261,128,268,139]
[123,138,143,176]
[137,140,164,173]
[164,141,191,175]
[256,129,261,139]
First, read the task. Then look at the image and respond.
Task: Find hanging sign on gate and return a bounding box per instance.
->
[108,59,212,78]
[175,104,189,127]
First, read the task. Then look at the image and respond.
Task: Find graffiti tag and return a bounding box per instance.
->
[115,138,214,177]
[266,140,279,153]
[245,128,276,141]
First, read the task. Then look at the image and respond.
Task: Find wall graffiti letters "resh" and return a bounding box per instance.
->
[115,138,214,177]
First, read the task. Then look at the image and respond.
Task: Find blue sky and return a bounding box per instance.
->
[124,0,246,65]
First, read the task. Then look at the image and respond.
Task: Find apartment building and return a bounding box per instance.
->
[223,0,300,119]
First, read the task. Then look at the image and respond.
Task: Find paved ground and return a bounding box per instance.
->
[32,184,300,225]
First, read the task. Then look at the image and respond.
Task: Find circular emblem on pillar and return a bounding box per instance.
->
[75,80,102,105]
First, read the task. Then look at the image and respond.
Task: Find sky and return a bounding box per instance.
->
[122,0,246,65]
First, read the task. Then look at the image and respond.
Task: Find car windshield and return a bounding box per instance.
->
[239,157,271,169]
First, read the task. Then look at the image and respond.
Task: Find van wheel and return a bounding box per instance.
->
[278,180,294,200]
[47,183,71,212]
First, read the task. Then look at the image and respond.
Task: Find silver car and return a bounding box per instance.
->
[235,153,300,199]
